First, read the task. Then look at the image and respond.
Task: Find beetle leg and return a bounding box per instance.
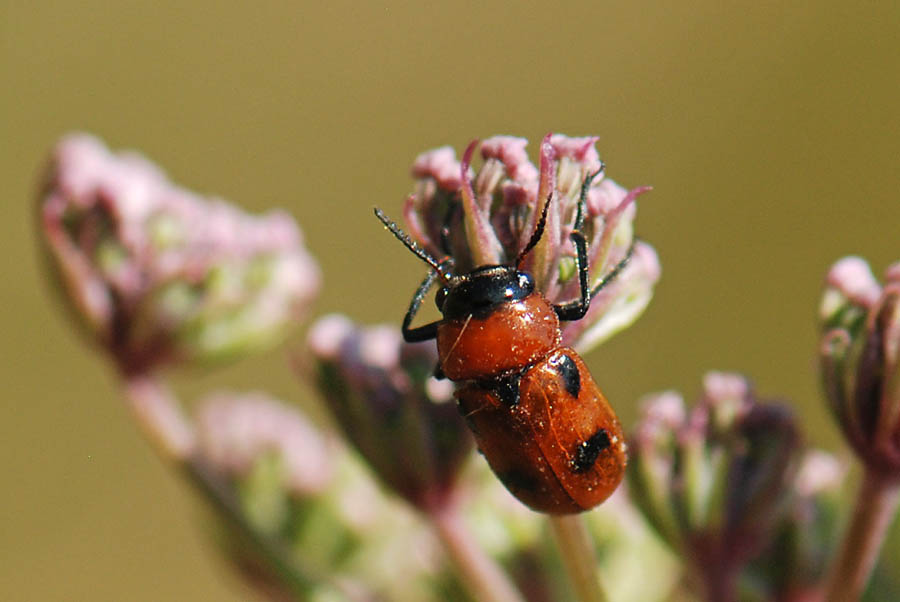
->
[404,322,440,342]
[554,228,592,320]
[553,168,601,321]
[556,238,637,320]
[555,167,639,321]
[402,268,442,342]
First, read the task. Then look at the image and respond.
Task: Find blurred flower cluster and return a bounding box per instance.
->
[192,391,463,602]
[818,256,900,601]
[403,134,660,352]
[628,372,845,602]
[40,134,320,374]
[820,256,900,475]
[307,314,472,512]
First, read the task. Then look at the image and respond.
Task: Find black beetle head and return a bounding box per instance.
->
[436,266,534,320]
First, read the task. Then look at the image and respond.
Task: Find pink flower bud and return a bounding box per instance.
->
[39,134,320,373]
[196,391,335,495]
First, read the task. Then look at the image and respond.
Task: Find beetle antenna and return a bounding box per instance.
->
[374,207,451,282]
[516,192,552,267]
[574,164,605,232]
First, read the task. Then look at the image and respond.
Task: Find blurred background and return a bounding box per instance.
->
[3,2,899,599]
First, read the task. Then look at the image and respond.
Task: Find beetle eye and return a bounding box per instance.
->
[435,287,448,310]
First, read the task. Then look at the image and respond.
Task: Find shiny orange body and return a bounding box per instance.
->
[437,294,561,381]
[438,291,626,514]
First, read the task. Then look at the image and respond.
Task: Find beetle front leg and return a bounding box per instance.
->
[402,268,442,342]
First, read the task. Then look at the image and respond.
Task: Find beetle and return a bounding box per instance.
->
[374,168,631,514]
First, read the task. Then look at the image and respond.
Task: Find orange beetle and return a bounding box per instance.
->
[375,170,629,514]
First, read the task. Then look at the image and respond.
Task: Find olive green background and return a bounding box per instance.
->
[3,2,899,600]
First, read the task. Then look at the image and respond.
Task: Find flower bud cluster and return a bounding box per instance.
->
[628,372,803,599]
[307,314,473,511]
[404,134,660,353]
[193,391,460,601]
[39,134,320,373]
[820,256,900,476]
[196,393,332,489]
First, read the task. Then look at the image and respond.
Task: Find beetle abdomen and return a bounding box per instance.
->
[456,348,626,514]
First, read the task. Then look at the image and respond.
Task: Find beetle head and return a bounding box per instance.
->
[437,266,534,320]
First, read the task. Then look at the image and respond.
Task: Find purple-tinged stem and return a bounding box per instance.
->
[428,500,526,602]
[825,469,900,602]
[695,556,740,602]
[548,514,609,602]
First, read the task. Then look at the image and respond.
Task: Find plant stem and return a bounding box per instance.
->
[824,469,900,602]
[123,373,196,459]
[696,559,740,602]
[549,514,609,602]
[428,501,526,602]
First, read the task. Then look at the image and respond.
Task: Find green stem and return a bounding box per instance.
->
[824,469,900,602]
[549,514,609,602]
[428,501,526,602]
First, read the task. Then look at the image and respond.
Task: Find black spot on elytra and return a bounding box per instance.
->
[497,468,539,494]
[571,429,611,473]
[490,372,521,406]
[554,353,581,398]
